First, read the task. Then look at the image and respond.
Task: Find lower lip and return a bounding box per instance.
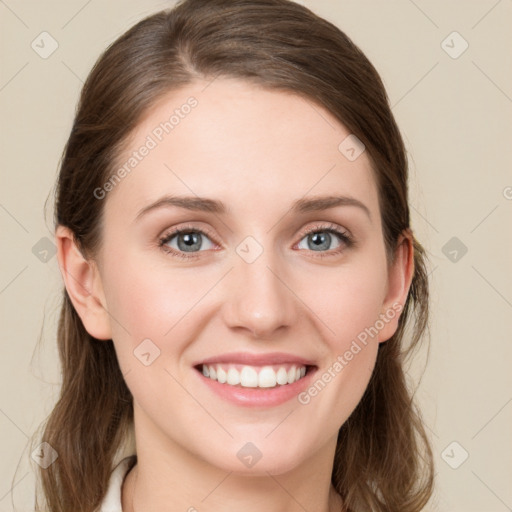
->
[195,367,318,408]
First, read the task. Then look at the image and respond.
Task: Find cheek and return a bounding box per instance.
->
[309,258,389,349]
[100,259,210,418]
[102,251,206,334]
[296,263,387,427]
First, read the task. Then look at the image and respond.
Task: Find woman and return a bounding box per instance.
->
[32,0,434,510]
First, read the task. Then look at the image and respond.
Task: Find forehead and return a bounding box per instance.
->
[104,77,378,221]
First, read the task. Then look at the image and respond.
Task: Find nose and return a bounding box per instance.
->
[222,248,296,340]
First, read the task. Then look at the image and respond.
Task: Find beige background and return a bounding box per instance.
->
[1,0,511,511]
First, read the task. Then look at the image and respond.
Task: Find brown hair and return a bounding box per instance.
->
[29,0,434,510]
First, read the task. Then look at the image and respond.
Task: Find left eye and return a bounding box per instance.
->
[297,228,346,252]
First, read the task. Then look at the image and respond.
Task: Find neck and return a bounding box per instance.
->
[124,463,344,512]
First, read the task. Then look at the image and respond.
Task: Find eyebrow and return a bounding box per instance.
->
[135,194,371,221]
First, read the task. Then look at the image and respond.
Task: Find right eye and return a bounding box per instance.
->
[158,225,217,260]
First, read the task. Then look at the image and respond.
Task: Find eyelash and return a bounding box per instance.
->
[158,222,354,260]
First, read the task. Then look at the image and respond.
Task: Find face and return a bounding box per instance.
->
[90,78,405,475]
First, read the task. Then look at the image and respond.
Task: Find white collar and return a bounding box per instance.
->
[98,455,137,512]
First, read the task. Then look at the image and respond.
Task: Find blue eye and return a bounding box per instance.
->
[297,224,354,258]
[297,225,352,254]
[158,222,354,260]
[158,226,215,259]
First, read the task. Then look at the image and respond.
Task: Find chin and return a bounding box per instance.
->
[198,441,309,476]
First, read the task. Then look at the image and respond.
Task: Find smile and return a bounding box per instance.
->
[200,363,308,388]
[193,352,318,407]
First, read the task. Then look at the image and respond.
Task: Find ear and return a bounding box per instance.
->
[55,225,112,340]
[377,229,415,343]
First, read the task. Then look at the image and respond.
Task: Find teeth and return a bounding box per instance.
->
[258,366,276,388]
[240,366,258,387]
[227,368,240,385]
[202,364,308,388]
[276,367,288,385]
[217,366,227,384]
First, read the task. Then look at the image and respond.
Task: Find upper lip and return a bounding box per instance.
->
[194,352,316,367]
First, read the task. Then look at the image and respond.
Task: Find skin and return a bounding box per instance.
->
[56,78,414,512]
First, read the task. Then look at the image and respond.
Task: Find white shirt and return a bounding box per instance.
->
[98,455,137,512]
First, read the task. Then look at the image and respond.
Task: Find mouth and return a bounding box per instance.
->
[192,353,319,408]
[194,362,315,389]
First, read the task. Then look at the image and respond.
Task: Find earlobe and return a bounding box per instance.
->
[378,229,415,343]
[55,225,112,340]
